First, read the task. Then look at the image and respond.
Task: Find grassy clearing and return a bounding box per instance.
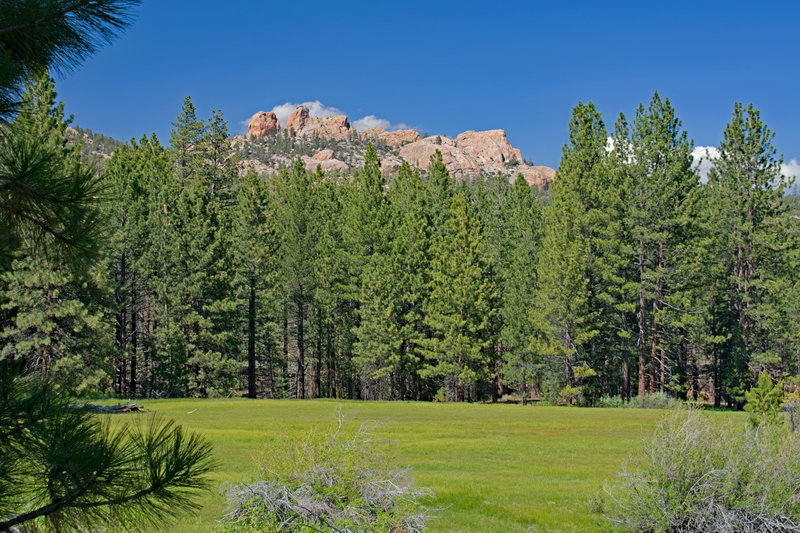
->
[103,399,734,532]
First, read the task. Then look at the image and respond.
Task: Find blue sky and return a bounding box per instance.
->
[57,0,799,172]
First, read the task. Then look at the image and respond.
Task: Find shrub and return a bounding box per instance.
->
[219,413,433,532]
[606,410,800,532]
[627,391,683,410]
[745,370,784,428]
[599,394,625,408]
[559,385,583,405]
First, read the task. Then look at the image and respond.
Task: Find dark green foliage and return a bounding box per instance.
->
[0,254,112,393]
[0,71,105,271]
[0,372,214,531]
[0,0,140,120]
[420,191,496,402]
[499,177,543,402]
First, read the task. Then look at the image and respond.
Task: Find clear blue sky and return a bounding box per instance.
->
[57,0,799,170]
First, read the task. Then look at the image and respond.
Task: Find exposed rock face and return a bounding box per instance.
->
[285,106,313,136]
[285,106,352,140]
[301,153,349,173]
[311,149,335,161]
[244,105,554,189]
[399,140,482,180]
[517,165,555,190]
[247,111,280,139]
[399,130,551,188]
[319,115,351,140]
[380,159,402,176]
[361,127,421,147]
[455,130,522,164]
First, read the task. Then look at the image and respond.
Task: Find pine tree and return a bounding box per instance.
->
[311,176,354,399]
[0,4,213,530]
[626,93,697,396]
[472,174,508,400]
[277,159,317,398]
[0,73,112,392]
[233,170,280,398]
[170,96,204,185]
[420,191,495,402]
[0,70,104,269]
[706,103,797,396]
[349,145,393,398]
[535,102,606,402]
[500,176,543,403]
[385,163,434,400]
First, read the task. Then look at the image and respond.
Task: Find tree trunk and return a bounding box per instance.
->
[565,325,573,388]
[283,299,289,395]
[314,309,322,398]
[296,291,306,399]
[687,345,696,401]
[129,271,137,397]
[622,355,630,400]
[649,241,664,395]
[247,276,256,399]
[637,244,647,396]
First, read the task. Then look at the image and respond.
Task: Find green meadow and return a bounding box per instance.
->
[100,400,729,533]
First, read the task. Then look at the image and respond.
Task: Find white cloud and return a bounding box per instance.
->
[781,158,800,180]
[352,115,390,131]
[269,100,346,127]
[692,146,720,183]
[351,114,409,132]
[690,149,800,185]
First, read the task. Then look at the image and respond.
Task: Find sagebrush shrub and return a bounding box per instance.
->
[606,410,800,532]
[219,413,432,532]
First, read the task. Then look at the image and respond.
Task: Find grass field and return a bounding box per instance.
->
[107,399,730,532]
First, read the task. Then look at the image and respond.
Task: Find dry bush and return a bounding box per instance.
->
[218,412,433,532]
[606,409,800,532]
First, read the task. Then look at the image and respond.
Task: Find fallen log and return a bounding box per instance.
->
[70,402,146,414]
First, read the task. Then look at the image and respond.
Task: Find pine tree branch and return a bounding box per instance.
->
[0,1,86,38]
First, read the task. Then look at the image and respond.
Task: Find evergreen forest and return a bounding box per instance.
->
[4,75,799,408]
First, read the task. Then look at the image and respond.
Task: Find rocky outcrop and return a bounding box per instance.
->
[399,140,482,180]
[244,105,554,189]
[517,165,555,190]
[311,149,335,161]
[284,106,352,140]
[302,149,349,173]
[318,115,351,141]
[455,130,522,164]
[399,131,551,188]
[380,159,402,176]
[360,127,421,147]
[246,111,280,139]
[284,106,314,136]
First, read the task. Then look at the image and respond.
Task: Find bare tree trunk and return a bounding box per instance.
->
[649,241,664,394]
[622,348,630,400]
[247,276,256,399]
[296,290,306,400]
[130,271,137,397]
[637,246,647,397]
[115,251,127,395]
[687,345,696,401]
[283,299,289,395]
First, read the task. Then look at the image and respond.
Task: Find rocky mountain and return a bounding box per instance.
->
[242,105,554,189]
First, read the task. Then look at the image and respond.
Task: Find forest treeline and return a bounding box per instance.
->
[2,75,799,406]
